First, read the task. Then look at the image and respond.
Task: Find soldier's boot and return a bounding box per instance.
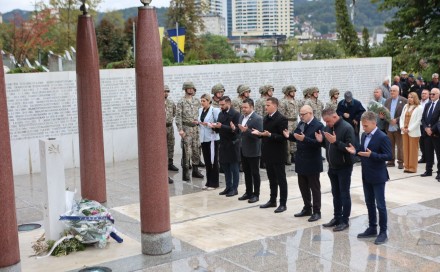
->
[285,152,292,165]
[182,168,190,182]
[192,166,204,178]
[168,159,179,171]
[168,177,174,184]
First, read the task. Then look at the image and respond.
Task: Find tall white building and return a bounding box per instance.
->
[232,0,295,37]
[197,0,228,36]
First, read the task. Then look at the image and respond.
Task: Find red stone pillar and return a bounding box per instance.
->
[0,56,20,270]
[76,13,106,203]
[136,5,172,255]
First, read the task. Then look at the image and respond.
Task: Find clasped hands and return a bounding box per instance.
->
[251,129,271,137]
[345,143,371,157]
[282,129,305,141]
[314,130,336,143]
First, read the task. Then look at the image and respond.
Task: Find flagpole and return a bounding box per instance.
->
[176,22,180,63]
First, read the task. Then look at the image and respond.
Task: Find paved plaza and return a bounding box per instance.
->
[14,155,440,271]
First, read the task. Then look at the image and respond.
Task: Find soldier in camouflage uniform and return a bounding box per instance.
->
[255,84,274,117]
[232,84,251,113]
[165,85,179,172]
[324,88,340,111]
[279,85,299,165]
[304,87,324,121]
[176,81,204,181]
[211,83,225,108]
[297,87,310,108]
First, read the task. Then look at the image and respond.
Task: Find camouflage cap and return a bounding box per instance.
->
[310,87,319,94]
[260,84,274,95]
[282,86,287,93]
[283,85,297,94]
[259,86,265,94]
[238,84,251,95]
[211,83,225,95]
[182,81,196,90]
[164,85,170,91]
[329,88,339,98]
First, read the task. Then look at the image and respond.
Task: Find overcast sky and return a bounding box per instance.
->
[0,0,171,14]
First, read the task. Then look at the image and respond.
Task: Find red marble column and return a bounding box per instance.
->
[136,6,172,255]
[0,55,20,269]
[76,15,107,203]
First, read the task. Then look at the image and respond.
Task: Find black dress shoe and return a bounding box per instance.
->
[357,227,378,238]
[322,218,338,228]
[238,193,250,201]
[421,171,433,177]
[219,189,230,195]
[248,196,259,203]
[374,232,388,245]
[308,213,321,222]
[260,201,277,208]
[436,174,440,180]
[168,177,174,184]
[418,158,426,163]
[398,164,404,169]
[294,209,312,217]
[274,205,287,213]
[226,190,238,197]
[333,222,349,232]
[168,164,179,171]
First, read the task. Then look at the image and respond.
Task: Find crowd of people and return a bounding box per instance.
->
[164,72,440,246]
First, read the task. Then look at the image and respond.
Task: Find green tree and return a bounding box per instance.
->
[96,18,129,68]
[335,0,359,56]
[199,34,236,60]
[254,47,274,61]
[48,0,102,52]
[166,0,207,55]
[360,27,371,57]
[372,0,440,75]
[313,40,345,60]
[279,38,300,61]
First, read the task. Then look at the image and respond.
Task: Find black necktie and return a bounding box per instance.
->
[428,103,435,123]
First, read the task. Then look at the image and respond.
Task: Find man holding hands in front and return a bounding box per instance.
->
[346,111,392,245]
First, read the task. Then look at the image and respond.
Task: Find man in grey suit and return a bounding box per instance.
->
[381,85,407,169]
[238,98,263,203]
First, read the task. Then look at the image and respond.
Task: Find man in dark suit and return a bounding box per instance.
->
[283,105,324,222]
[211,96,241,196]
[346,111,392,245]
[252,97,288,213]
[317,108,356,231]
[420,88,440,180]
[381,85,407,169]
[238,98,263,203]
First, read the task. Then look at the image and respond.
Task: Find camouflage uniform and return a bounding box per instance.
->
[324,88,339,111]
[176,82,201,172]
[255,85,273,117]
[232,84,250,113]
[304,87,324,121]
[211,83,224,108]
[165,86,176,163]
[297,87,310,109]
[279,85,299,163]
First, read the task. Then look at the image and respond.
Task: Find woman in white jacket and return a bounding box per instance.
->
[198,94,221,189]
[400,92,423,173]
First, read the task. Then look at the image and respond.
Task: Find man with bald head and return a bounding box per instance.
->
[284,105,324,222]
[381,85,407,169]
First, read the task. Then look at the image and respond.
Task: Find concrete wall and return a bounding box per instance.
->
[4,57,391,175]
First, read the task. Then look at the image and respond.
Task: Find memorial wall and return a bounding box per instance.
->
[5,57,391,175]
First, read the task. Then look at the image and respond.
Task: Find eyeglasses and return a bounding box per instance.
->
[165,90,170,93]
[299,112,311,116]
[430,93,438,96]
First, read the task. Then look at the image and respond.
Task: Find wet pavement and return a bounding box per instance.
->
[14,156,440,271]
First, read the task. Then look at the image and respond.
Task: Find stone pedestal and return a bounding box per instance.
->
[76,15,106,203]
[136,6,172,255]
[0,54,20,270]
[39,139,67,240]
